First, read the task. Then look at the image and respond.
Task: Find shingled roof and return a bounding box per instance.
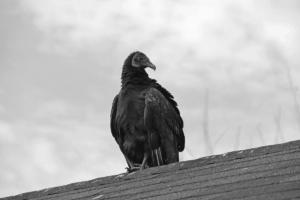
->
[3,140,300,200]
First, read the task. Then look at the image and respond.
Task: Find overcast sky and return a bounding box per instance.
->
[1,0,300,197]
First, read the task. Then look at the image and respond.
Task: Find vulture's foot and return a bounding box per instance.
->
[126,153,149,173]
[126,165,140,173]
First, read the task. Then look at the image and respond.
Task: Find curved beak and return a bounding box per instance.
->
[145,61,156,71]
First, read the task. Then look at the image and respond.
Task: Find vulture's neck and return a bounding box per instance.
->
[121,66,151,88]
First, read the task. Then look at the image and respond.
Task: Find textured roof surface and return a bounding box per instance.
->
[3,140,300,200]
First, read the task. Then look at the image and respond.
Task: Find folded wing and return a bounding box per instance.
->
[144,88,185,164]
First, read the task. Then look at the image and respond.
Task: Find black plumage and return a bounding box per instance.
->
[110,51,185,171]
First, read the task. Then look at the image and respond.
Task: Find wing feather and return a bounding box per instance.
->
[144,88,185,152]
[110,95,121,144]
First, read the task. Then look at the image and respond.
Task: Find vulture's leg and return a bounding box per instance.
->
[156,147,163,166]
[158,147,163,164]
[140,152,149,170]
[154,149,161,166]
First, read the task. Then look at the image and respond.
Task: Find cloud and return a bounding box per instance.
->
[15,1,263,53]
[32,138,59,174]
[0,121,15,143]
[0,113,124,197]
[20,0,299,57]
[0,104,5,114]
[33,99,70,118]
[19,0,300,91]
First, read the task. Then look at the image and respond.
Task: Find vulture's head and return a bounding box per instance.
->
[124,51,156,71]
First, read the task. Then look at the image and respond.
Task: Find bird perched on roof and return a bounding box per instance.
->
[110,51,185,172]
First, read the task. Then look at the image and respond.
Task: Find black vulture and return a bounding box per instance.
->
[110,51,185,172]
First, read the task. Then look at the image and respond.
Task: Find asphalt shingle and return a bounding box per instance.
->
[3,140,300,200]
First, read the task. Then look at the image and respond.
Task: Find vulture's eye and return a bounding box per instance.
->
[137,56,143,62]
